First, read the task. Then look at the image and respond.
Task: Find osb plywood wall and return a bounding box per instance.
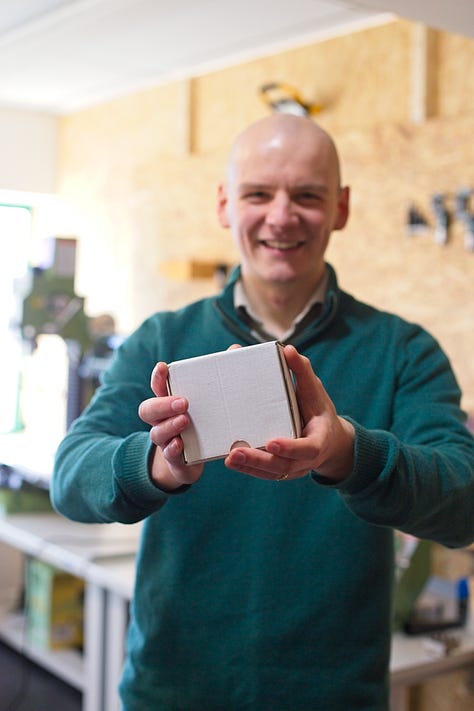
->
[57,18,474,422]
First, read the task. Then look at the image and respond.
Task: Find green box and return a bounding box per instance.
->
[25,558,84,650]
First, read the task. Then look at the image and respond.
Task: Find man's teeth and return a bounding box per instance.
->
[264,241,300,250]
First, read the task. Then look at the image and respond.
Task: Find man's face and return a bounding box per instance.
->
[217,119,349,290]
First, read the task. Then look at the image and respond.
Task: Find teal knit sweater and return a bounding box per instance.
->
[51,264,474,711]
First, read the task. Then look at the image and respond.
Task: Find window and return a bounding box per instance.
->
[0,204,32,432]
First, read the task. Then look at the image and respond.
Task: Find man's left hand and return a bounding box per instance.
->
[224,345,355,483]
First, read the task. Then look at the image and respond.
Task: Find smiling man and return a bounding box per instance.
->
[218,116,349,338]
[52,114,474,711]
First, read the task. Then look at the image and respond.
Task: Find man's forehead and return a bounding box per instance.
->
[228,138,340,190]
[231,149,334,184]
[236,178,330,192]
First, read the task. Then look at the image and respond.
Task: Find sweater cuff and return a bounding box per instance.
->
[311,419,397,494]
[147,445,192,496]
[112,431,184,509]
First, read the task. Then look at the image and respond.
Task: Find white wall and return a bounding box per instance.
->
[0,108,58,194]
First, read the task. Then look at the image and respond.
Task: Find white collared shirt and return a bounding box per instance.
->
[234,268,328,342]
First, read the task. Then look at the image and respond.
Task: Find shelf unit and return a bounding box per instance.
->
[0,608,84,690]
[0,512,139,711]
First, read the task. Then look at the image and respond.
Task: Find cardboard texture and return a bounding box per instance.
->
[167,341,301,465]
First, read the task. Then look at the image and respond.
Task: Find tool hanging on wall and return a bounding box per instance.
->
[407,188,474,252]
[406,204,429,236]
[455,188,474,252]
[259,82,323,117]
[431,193,451,246]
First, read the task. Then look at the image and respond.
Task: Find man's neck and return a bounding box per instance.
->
[240,269,327,339]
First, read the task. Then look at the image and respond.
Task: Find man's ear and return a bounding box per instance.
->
[334,186,350,231]
[217,183,230,228]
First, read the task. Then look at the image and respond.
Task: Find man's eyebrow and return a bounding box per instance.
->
[237,182,330,192]
[238,182,270,192]
[293,183,329,193]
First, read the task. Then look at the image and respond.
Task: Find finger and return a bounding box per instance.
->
[227,343,242,351]
[150,361,171,397]
[226,457,311,481]
[283,345,328,422]
[138,394,188,426]
[265,437,319,463]
[151,436,204,488]
[149,412,189,448]
[225,449,280,480]
[225,446,312,481]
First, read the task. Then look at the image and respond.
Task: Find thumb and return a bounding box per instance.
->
[283,345,327,423]
[150,361,170,397]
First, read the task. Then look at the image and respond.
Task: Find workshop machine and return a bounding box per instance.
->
[20,237,117,430]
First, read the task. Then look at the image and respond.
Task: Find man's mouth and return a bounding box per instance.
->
[261,240,304,251]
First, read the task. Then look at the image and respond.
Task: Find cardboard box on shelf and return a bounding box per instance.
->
[167,340,301,465]
[25,558,84,651]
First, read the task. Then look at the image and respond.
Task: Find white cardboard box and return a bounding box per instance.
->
[167,341,302,464]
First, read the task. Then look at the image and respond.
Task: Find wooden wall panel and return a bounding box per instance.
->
[437,32,474,118]
[192,20,413,153]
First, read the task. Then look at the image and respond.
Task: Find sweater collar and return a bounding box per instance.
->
[214,263,341,347]
[233,269,329,342]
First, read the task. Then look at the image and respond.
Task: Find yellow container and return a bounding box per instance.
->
[25,558,84,650]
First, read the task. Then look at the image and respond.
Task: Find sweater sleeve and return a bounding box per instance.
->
[313,325,474,548]
[50,318,175,524]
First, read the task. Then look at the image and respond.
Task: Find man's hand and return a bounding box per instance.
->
[138,361,204,491]
[225,345,355,483]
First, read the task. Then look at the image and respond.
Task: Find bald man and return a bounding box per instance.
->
[53,115,474,711]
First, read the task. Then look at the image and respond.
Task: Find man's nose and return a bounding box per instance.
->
[266,195,297,227]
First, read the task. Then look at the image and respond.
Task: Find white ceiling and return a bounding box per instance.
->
[0,0,472,115]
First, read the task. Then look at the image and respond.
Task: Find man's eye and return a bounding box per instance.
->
[295,192,323,204]
[243,192,269,202]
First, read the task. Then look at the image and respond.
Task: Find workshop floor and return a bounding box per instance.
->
[0,642,82,711]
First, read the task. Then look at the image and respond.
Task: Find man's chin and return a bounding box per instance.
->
[263,269,301,287]
[242,258,308,287]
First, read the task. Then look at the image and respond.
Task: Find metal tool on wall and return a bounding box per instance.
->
[259,82,323,117]
[406,204,429,237]
[407,189,474,252]
[455,188,474,253]
[431,193,451,246]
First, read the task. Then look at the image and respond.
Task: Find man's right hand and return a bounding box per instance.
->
[138,361,204,491]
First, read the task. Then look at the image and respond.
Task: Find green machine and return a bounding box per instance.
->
[21,237,90,354]
[21,237,117,429]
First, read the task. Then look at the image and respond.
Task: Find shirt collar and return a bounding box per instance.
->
[234,268,329,342]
